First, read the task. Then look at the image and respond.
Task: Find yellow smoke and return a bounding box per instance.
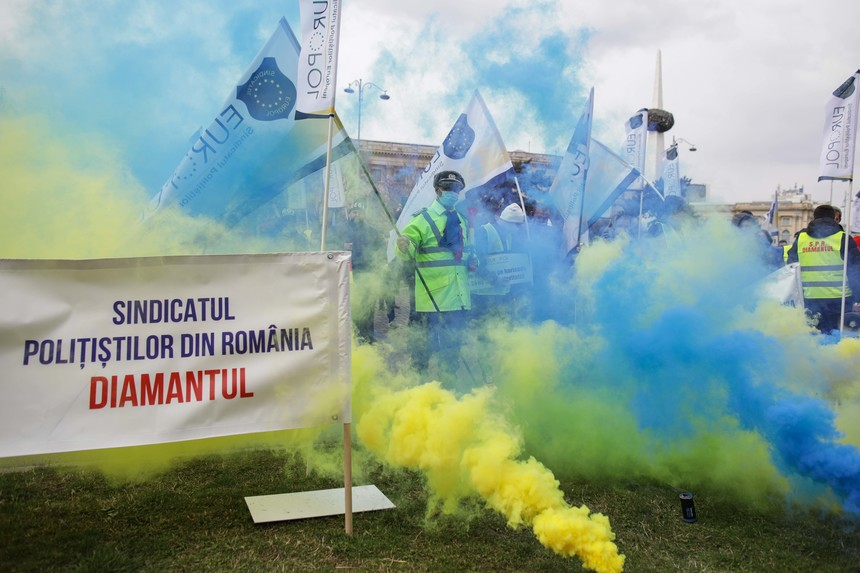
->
[0,113,280,260]
[0,114,147,259]
[0,112,345,479]
[354,345,625,573]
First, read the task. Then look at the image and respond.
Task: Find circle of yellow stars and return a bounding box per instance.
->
[249,78,286,109]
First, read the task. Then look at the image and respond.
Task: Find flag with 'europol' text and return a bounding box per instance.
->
[395,90,514,231]
[296,0,342,118]
[662,145,681,198]
[387,90,515,260]
[148,17,354,231]
[622,108,647,190]
[549,88,594,253]
[819,70,860,182]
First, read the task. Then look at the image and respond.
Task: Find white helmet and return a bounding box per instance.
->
[499,203,525,224]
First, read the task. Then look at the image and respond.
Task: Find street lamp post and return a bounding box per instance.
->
[343,79,390,155]
[672,136,698,152]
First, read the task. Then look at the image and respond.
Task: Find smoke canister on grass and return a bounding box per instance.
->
[679,492,697,523]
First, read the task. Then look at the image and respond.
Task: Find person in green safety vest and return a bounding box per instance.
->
[396,170,475,372]
[472,202,528,317]
[786,204,860,333]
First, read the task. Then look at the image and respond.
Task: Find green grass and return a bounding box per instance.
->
[0,449,858,572]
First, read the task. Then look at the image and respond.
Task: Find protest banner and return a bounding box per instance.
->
[469,253,533,295]
[0,252,351,458]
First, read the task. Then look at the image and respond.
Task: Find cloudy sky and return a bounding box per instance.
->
[2,0,859,206]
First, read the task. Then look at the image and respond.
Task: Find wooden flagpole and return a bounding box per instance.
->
[513,176,531,240]
[839,181,854,338]
[343,422,353,535]
[322,0,353,535]
[318,114,353,536]
[320,115,335,252]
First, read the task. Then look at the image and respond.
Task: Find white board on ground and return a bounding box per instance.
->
[245,484,395,523]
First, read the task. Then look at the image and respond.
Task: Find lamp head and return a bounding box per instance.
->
[379,92,390,101]
[673,137,698,152]
[343,86,355,94]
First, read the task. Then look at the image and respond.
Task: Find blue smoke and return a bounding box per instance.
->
[562,226,860,515]
[1,1,298,194]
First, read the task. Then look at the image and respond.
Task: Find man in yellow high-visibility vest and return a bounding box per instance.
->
[396,170,474,372]
[786,204,860,333]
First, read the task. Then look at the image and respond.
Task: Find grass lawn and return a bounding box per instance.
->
[0,448,858,572]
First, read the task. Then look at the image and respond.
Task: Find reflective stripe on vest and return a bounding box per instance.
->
[420,211,443,243]
[417,210,460,257]
[416,259,467,268]
[797,231,851,299]
[408,208,463,268]
[482,223,504,253]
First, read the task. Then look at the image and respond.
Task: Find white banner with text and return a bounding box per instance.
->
[469,252,533,295]
[0,252,352,457]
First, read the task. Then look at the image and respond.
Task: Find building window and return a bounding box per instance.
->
[780,216,791,226]
[781,229,790,242]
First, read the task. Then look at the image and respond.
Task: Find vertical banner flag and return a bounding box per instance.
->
[662,145,681,197]
[148,18,352,231]
[623,108,648,190]
[851,191,860,235]
[819,70,860,182]
[549,88,594,254]
[0,253,352,457]
[296,0,342,118]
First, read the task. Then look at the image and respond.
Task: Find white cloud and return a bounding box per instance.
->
[333,0,860,204]
[3,0,858,205]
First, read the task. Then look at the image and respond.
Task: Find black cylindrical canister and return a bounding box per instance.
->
[679,492,697,523]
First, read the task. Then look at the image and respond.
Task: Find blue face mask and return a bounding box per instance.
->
[438,191,459,209]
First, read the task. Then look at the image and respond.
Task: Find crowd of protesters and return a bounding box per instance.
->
[300,170,860,378]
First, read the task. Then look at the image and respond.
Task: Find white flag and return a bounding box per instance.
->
[819,70,860,182]
[395,91,514,231]
[151,18,304,217]
[549,88,593,253]
[148,18,354,230]
[583,139,643,229]
[327,155,347,209]
[757,262,804,310]
[765,189,779,233]
[622,108,647,190]
[296,0,342,118]
[662,145,681,197]
[851,192,860,235]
